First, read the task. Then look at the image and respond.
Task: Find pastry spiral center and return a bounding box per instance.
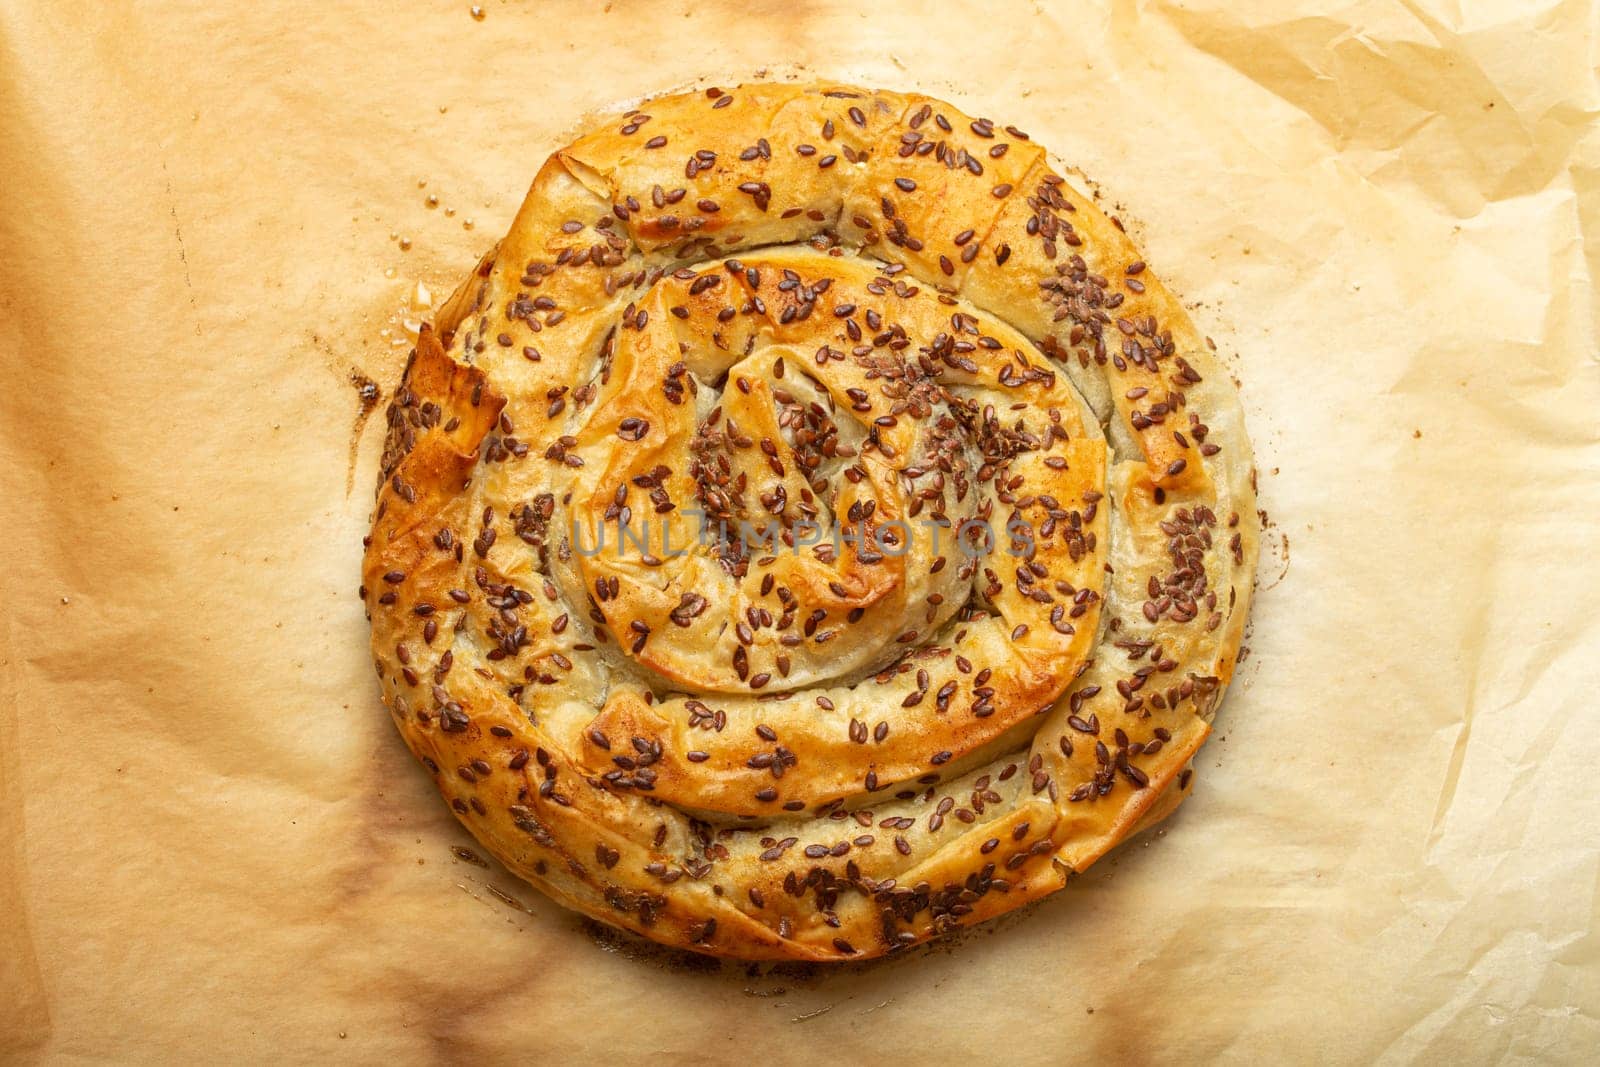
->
[570,252,984,693]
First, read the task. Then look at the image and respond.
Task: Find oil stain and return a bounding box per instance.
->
[1255,506,1290,592]
[578,917,724,975]
[451,845,489,869]
[347,368,382,496]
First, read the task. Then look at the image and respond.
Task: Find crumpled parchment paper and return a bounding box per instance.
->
[2,0,1597,1062]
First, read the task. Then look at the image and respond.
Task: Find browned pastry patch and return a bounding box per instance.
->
[363,83,1259,960]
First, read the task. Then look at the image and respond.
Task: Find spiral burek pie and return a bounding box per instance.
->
[363,83,1259,960]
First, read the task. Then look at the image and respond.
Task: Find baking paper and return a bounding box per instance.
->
[1,0,1596,1061]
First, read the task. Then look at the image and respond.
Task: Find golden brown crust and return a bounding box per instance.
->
[363,83,1259,960]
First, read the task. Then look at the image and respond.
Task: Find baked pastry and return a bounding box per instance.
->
[363,83,1258,960]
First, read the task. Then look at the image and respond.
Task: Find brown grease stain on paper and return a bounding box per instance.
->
[347,368,381,495]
